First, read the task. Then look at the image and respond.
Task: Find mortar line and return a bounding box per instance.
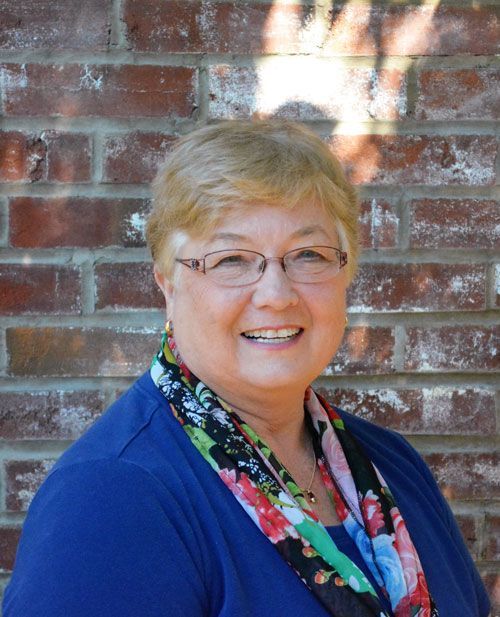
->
[0,51,498,69]
[0,198,9,247]
[109,0,125,49]
[0,330,7,378]
[393,324,407,373]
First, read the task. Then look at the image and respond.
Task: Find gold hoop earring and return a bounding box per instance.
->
[165,320,174,337]
[344,316,349,328]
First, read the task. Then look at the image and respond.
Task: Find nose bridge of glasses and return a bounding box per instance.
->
[259,255,288,276]
[262,255,286,267]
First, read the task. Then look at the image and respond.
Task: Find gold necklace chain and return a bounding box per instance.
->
[302,447,317,504]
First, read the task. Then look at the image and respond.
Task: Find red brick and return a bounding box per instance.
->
[481,573,500,612]
[45,132,92,182]
[484,515,500,561]
[410,199,500,249]
[0,527,21,572]
[102,132,175,184]
[416,69,500,121]
[0,131,91,183]
[454,515,480,560]
[405,326,499,372]
[0,0,112,50]
[123,2,499,56]
[0,390,104,440]
[329,135,497,186]
[1,64,197,118]
[424,453,499,501]
[496,265,500,309]
[359,199,399,249]
[325,5,499,56]
[9,197,149,248]
[124,1,304,54]
[7,327,158,377]
[95,263,163,310]
[325,327,394,375]
[124,0,203,52]
[5,459,55,511]
[348,263,486,312]
[0,131,46,182]
[0,264,81,315]
[318,387,496,435]
[207,66,406,121]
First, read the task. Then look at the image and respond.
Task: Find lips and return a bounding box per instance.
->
[241,327,302,343]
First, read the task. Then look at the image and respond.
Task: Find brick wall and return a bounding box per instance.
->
[0,0,498,611]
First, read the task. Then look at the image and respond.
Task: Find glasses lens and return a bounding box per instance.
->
[284,246,341,282]
[204,250,262,286]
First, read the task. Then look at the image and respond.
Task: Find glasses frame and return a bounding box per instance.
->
[175,245,348,286]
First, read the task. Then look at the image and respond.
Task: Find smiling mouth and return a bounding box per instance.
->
[241,327,302,343]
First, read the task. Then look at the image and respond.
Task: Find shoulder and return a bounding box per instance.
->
[52,372,169,467]
[42,372,212,534]
[4,457,211,617]
[4,374,214,617]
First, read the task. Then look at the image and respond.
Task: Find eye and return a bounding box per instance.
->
[207,251,255,269]
[293,248,328,262]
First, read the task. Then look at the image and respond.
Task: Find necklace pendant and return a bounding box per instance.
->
[306,490,317,504]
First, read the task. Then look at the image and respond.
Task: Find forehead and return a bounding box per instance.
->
[202,203,340,246]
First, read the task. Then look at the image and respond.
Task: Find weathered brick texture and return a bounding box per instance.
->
[405,326,499,372]
[0,0,498,607]
[0,131,91,183]
[0,264,81,314]
[5,460,55,512]
[330,135,497,186]
[348,264,486,312]
[416,69,500,121]
[0,527,22,572]
[102,132,176,184]
[207,65,407,120]
[0,0,112,50]
[318,387,496,435]
[9,197,149,248]
[0,391,105,440]
[1,64,198,118]
[326,327,395,375]
[7,328,157,377]
[95,262,163,310]
[409,199,500,249]
[425,453,500,501]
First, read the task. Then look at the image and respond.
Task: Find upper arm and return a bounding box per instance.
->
[3,459,210,617]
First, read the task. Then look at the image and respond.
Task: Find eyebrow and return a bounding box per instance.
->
[209,225,329,243]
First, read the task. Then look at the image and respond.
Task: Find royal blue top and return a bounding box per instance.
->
[3,372,490,617]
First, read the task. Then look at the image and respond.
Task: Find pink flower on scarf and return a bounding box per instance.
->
[361,490,385,537]
[221,469,292,544]
[410,571,432,616]
[321,428,350,479]
[392,508,420,596]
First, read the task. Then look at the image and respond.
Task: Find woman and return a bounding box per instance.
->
[4,120,489,617]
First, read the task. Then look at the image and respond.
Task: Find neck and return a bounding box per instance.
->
[222,388,309,455]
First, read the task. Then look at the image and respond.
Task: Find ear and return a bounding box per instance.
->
[154,264,174,307]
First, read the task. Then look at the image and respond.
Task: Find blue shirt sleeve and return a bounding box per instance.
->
[3,459,210,617]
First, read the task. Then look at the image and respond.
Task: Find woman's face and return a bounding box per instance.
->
[155,202,348,406]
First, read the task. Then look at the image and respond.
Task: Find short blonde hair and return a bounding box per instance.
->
[147,120,359,282]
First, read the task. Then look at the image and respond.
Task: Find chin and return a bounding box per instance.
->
[244,365,311,390]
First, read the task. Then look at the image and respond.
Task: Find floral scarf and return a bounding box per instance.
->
[150,330,438,617]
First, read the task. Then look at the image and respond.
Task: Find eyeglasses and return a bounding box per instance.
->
[175,246,348,287]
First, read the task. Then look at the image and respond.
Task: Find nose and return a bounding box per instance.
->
[251,259,299,310]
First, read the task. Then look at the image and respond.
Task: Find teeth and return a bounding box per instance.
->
[243,328,300,339]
